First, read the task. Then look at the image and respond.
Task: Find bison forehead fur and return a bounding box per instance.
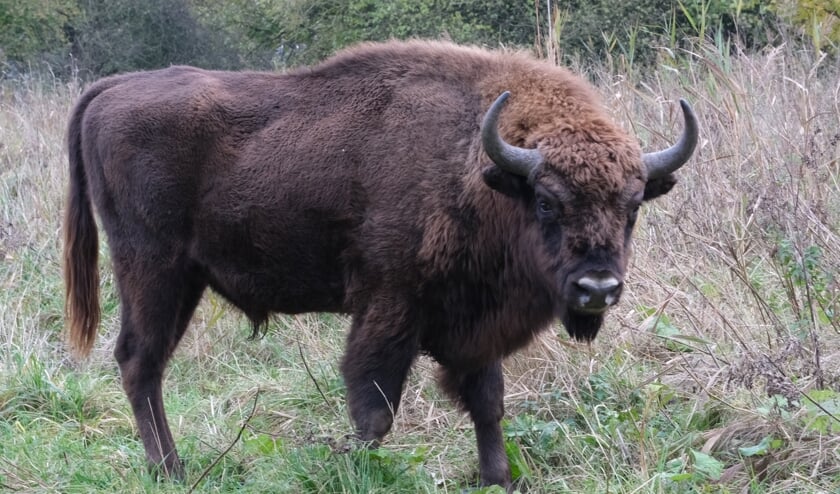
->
[64,40,694,489]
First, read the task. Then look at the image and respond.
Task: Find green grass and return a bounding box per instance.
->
[1,37,839,492]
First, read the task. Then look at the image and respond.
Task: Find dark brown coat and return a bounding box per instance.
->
[64,40,696,488]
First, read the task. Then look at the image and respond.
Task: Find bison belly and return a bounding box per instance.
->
[194,209,354,320]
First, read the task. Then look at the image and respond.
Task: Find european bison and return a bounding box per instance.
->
[64,40,697,488]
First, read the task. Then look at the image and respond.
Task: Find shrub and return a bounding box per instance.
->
[0,0,78,73]
[773,0,840,53]
[69,0,241,77]
[191,0,537,68]
[545,0,782,68]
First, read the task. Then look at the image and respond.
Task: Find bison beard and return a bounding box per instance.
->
[563,311,605,341]
[63,40,697,490]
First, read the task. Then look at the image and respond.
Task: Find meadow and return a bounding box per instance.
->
[1,39,838,492]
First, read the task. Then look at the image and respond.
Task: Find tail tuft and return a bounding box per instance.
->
[64,88,102,358]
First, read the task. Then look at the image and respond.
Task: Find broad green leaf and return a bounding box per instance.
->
[243,433,284,455]
[738,436,775,457]
[803,389,840,434]
[505,440,531,480]
[691,449,723,480]
[665,472,694,482]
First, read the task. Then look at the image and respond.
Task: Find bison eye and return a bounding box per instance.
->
[534,188,561,222]
[628,204,641,224]
[537,199,559,221]
[538,200,553,214]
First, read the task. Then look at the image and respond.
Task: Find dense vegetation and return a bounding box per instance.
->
[1,1,839,492]
[2,0,839,77]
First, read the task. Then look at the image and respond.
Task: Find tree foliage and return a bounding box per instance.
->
[191,0,536,68]
[70,0,241,77]
[547,0,782,67]
[0,0,77,68]
[0,0,836,78]
[774,0,840,52]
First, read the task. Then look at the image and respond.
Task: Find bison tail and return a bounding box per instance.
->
[64,86,105,358]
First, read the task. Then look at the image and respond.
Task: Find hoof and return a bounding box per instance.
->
[147,457,185,481]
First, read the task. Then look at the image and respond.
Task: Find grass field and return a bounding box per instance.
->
[1,39,839,493]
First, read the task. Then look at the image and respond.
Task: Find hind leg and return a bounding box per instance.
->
[112,252,206,478]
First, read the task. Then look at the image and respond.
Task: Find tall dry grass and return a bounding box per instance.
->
[1,76,80,366]
[501,38,840,489]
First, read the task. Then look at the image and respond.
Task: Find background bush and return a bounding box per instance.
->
[68,0,243,77]
[547,0,781,67]
[190,0,537,69]
[0,0,78,73]
[2,0,837,79]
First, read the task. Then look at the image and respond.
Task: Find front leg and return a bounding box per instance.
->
[341,299,420,443]
[440,361,511,488]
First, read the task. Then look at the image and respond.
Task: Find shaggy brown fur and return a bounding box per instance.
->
[64,40,688,488]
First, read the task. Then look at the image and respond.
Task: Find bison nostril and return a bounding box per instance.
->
[573,275,622,310]
[576,275,620,294]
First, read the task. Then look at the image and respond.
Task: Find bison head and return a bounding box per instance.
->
[481,92,698,340]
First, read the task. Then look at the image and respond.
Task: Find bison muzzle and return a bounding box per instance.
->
[64,40,698,489]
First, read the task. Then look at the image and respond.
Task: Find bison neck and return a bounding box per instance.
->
[415,189,557,371]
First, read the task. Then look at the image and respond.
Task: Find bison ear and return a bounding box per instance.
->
[643,174,678,201]
[482,165,529,198]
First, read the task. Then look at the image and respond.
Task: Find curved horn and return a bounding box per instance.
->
[643,99,699,180]
[481,91,543,177]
